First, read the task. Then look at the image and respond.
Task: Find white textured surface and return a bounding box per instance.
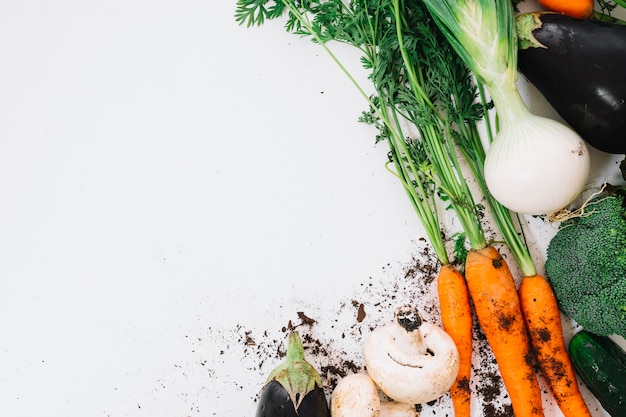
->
[0,1,623,417]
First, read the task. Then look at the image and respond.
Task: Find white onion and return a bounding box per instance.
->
[484,111,590,215]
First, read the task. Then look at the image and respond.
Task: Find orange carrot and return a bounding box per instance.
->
[537,0,594,19]
[437,264,473,417]
[519,275,593,417]
[465,245,544,417]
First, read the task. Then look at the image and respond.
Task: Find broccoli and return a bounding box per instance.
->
[545,190,626,339]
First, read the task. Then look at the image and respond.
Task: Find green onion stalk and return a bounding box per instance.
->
[235,0,549,278]
[410,6,603,417]
[412,0,551,278]
[421,0,590,217]
[392,0,537,277]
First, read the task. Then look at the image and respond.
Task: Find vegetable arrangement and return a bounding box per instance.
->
[238,1,488,411]
[384,2,550,413]
[418,1,592,415]
[236,0,625,416]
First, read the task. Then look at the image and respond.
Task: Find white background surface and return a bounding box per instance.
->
[0,1,623,416]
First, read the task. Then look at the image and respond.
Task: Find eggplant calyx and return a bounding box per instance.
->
[265,331,323,412]
[516,12,551,50]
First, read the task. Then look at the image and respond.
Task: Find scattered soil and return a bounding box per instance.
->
[233,240,516,417]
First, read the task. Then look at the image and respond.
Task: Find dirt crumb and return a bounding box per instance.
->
[229,239,514,417]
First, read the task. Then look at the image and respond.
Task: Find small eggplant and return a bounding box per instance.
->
[255,331,330,417]
[517,12,626,154]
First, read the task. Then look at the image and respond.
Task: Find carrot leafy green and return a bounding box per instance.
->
[235,0,536,273]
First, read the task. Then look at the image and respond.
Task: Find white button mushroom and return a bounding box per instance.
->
[330,373,418,417]
[362,305,460,405]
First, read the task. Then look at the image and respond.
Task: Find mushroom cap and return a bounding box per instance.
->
[379,401,418,417]
[330,373,380,417]
[363,321,460,404]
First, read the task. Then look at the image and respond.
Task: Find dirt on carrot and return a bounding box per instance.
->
[437,263,473,417]
[519,275,593,417]
[465,245,544,417]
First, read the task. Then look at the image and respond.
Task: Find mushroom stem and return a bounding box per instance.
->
[387,306,430,365]
[395,305,423,332]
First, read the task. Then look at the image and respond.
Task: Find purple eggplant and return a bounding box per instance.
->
[254,331,330,417]
[517,12,626,154]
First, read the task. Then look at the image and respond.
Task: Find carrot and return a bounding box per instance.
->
[537,0,594,19]
[519,275,593,417]
[437,264,473,417]
[465,245,544,417]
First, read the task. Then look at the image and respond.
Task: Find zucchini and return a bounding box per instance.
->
[568,330,626,417]
[516,12,626,154]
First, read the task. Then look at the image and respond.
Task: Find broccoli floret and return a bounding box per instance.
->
[545,193,626,338]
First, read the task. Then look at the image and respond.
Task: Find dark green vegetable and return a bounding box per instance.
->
[568,330,626,417]
[255,331,330,417]
[516,12,626,154]
[545,190,626,339]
